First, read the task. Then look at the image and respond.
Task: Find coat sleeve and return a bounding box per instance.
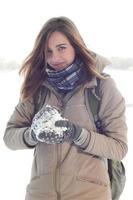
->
[82,77,128,160]
[3,98,35,150]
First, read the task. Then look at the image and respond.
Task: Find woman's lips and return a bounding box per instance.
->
[52,62,66,68]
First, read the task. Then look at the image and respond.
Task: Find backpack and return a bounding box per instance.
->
[87,76,126,200]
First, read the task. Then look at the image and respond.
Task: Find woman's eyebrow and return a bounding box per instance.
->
[56,43,67,47]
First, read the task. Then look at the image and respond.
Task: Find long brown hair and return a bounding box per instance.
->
[19,16,101,101]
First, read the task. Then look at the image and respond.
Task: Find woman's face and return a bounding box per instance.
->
[46,31,75,70]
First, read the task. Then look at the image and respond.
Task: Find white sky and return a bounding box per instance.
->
[0,0,133,62]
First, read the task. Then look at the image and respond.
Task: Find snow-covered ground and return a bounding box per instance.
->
[0,69,132,200]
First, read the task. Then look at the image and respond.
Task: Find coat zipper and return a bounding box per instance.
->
[55,97,67,200]
[54,143,61,200]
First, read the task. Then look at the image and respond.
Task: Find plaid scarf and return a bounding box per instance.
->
[46,58,88,93]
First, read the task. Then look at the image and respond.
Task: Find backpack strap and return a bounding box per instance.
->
[87,73,110,133]
[87,77,103,133]
[87,80,100,119]
[34,86,48,113]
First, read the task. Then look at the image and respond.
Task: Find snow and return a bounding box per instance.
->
[32,105,67,138]
[0,68,132,200]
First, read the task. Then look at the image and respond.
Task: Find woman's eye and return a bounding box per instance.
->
[58,46,66,51]
[47,50,52,56]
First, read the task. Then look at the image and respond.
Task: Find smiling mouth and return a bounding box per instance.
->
[52,62,66,68]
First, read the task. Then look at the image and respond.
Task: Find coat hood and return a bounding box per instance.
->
[95,53,111,73]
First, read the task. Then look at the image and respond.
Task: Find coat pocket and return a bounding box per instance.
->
[26,174,55,196]
[75,155,110,187]
[76,175,108,187]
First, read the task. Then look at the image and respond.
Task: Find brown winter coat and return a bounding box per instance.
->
[3,56,128,200]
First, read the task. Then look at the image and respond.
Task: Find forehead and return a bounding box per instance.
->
[47,31,70,48]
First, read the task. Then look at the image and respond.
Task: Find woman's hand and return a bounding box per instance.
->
[30,128,65,144]
[55,120,88,148]
[30,105,67,144]
[55,120,82,140]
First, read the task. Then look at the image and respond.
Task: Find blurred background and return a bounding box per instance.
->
[0,0,132,199]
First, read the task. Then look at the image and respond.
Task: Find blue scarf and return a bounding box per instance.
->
[46,58,88,93]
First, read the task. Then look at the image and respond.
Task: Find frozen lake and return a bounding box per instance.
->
[0,68,132,200]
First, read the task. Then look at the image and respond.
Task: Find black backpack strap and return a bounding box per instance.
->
[87,77,103,133]
[87,73,110,133]
[87,81,100,119]
[34,86,48,113]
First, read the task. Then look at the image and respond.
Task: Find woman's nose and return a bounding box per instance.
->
[51,52,60,63]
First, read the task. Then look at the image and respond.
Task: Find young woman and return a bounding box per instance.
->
[3,16,128,200]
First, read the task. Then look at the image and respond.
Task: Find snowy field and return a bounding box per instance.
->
[0,68,132,200]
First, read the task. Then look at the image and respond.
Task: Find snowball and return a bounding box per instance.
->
[31,105,67,138]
